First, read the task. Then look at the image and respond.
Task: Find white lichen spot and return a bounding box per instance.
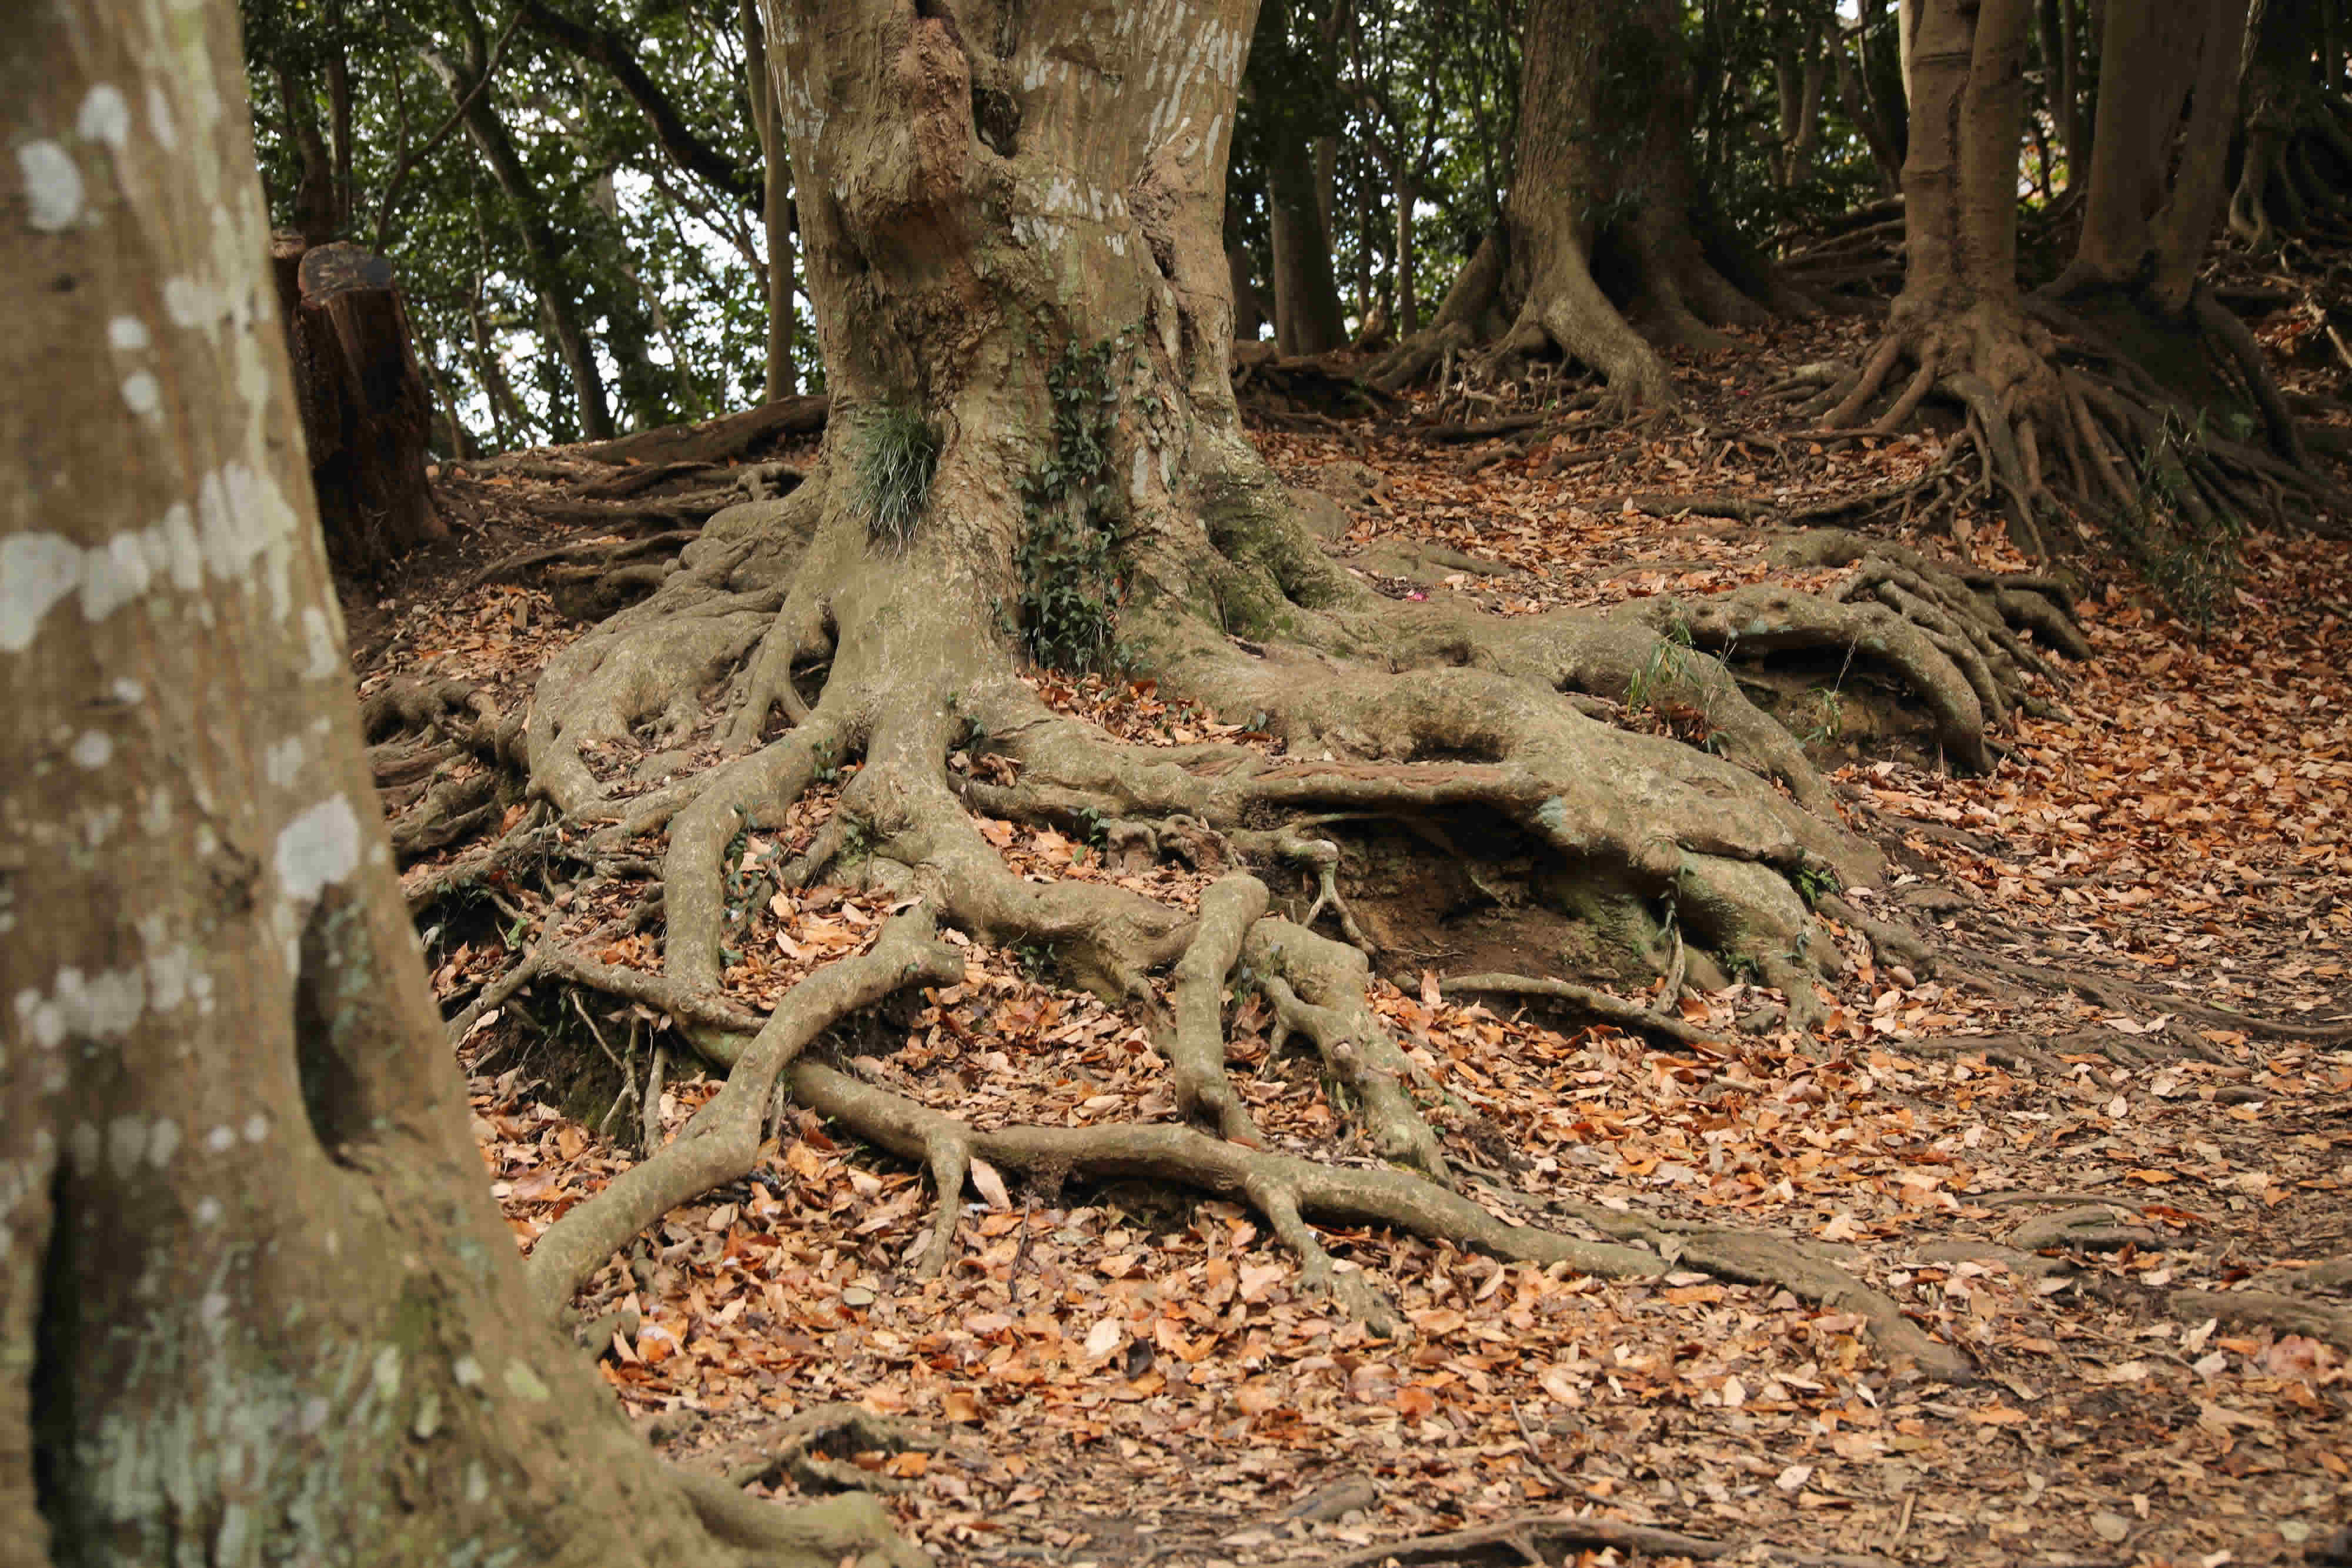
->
[147,1118,179,1167]
[14,989,64,1050]
[263,737,305,788]
[372,1345,403,1400]
[108,316,150,352]
[0,534,85,653]
[145,944,191,1010]
[146,82,179,151]
[111,676,144,703]
[193,1195,223,1225]
[121,371,161,418]
[162,275,210,329]
[200,1290,230,1324]
[81,805,121,847]
[106,1116,148,1179]
[1130,446,1152,506]
[68,1122,99,1174]
[71,731,112,770]
[452,1354,484,1389]
[242,1112,270,1144]
[21,964,145,1047]
[18,141,83,232]
[300,1395,330,1432]
[502,1360,552,1402]
[301,606,342,679]
[273,795,360,901]
[205,1124,236,1154]
[78,85,132,151]
[465,1460,489,1505]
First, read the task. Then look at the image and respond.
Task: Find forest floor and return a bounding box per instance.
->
[356,277,2352,1568]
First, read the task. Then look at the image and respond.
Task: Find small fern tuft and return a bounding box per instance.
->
[857,402,940,551]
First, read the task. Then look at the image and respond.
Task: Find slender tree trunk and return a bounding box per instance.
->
[423,42,616,440]
[1,4,918,1564]
[741,0,798,400]
[1394,164,1418,335]
[1267,135,1349,354]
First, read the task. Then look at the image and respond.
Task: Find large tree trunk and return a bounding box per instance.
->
[1374,0,1773,407]
[0,4,918,1564]
[499,0,2070,1402]
[2062,0,2250,309]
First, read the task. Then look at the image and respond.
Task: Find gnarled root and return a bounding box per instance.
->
[1807,292,2350,576]
[786,1061,1972,1380]
[523,908,962,1317]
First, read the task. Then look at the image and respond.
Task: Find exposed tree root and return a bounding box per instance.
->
[2169,1283,2352,1353]
[363,675,527,864]
[2229,77,2352,252]
[1293,1513,1734,1566]
[524,908,961,1316]
[1437,972,1726,1051]
[1802,287,2350,569]
[717,1402,941,1495]
[1293,1514,1904,1567]
[784,1059,1973,1380]
[666,1468,927,1567]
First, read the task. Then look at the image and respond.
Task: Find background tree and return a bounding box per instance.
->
[2231,0,2352,248]
[1372,0,1790,407]
[1,0,920,1562]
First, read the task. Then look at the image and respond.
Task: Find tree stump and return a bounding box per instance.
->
[272,233,447,577]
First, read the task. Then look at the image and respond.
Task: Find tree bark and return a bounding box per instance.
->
[2061,0,2249,311]
[1252,0,1349,356]
[1,2,921,1564]
[2230,0,2352,248]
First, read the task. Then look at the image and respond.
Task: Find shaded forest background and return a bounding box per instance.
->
[240,0,1927,450]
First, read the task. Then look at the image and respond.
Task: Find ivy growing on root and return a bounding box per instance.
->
[1015,335,1130,673]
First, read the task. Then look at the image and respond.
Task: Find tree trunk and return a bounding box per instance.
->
[741,0,799,400]
[1228,238,1266,340]
[0,4,919,1565]
[276,236,451,576]
[500,0,2050,1405]
[1372,0,1779,405]
[2230,0,2352,248]
[2062,0,2249,310]
[1267,141,1349,354]
[1815,0,2334,566]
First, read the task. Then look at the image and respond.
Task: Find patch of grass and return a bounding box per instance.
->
[856,401,940,552]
